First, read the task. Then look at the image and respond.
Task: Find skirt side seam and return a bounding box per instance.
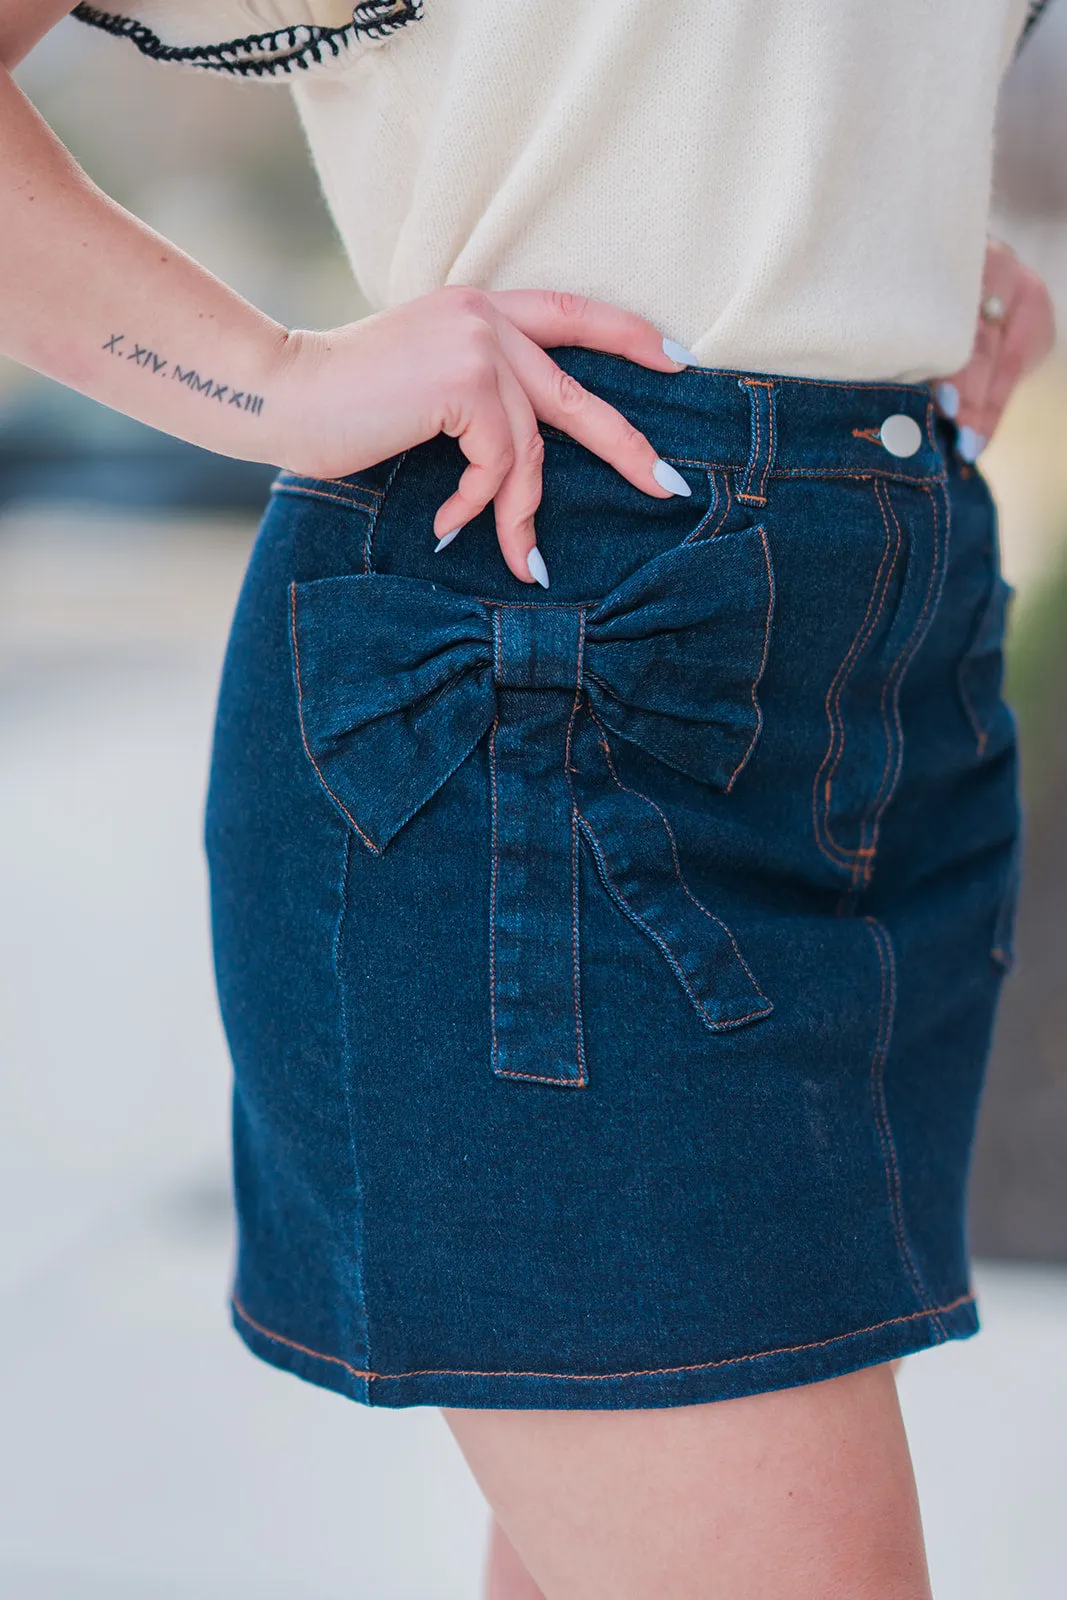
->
[864,915,949,1339]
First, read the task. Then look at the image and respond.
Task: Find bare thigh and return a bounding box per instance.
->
[443,1364,931,1600]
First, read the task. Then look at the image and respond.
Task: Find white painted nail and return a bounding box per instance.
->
[935,382,960,419]
[957,426,986,463]
[652,458,692,497]
[526,545,550,588]
[662,336,702,367]
[434,527,462,552]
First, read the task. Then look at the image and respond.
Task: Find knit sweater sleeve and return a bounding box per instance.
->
[1018,0,1056,50]
[70,0,423,80]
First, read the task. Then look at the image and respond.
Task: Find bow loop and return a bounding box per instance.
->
[492,604,585,691]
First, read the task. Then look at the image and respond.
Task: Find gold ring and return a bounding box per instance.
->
[980,293,1007,325]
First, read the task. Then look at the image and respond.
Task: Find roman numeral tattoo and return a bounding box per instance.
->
[101,333,265,416]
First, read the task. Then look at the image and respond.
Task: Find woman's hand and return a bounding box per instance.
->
[2,62,694,592]
[932,238,1056,460]
[274,287,697,587]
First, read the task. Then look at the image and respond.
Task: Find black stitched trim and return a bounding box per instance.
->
[70,2,423,78]
[1019,0,1055,51]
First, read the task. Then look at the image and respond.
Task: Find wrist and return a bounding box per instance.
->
[263,324,329,473]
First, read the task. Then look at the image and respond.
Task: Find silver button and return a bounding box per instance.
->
[879,413,922,458]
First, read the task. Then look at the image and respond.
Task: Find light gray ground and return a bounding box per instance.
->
[1,509,1064,1599]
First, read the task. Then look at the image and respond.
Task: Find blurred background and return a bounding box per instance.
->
[2,10,1067,1599]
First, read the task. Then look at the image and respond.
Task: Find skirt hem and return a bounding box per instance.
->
[230,1290,978,1411]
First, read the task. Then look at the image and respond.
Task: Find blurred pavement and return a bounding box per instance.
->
[1,507,1065,1599]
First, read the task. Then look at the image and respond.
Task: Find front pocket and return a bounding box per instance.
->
[813,478,945,888]
[289,527,776,1084]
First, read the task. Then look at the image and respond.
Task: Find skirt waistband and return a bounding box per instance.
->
[542,349,946,491]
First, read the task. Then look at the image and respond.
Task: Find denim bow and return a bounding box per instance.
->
[290,528,775,1086]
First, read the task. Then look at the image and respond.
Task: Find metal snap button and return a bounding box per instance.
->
[879,413,922,458]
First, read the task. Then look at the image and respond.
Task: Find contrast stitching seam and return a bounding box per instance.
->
[855,477,948,886]
[681,470,720,545]
[495,612,588,1087]
[811,480,902,871]
[279,472,383,495]
[852,481,910,882]
[565,629,588,1085]
[527,428,940,483]
[477,600,585,610]
[755,382,776,501]
[543,351,939,395]
[864,917,947,1336]
[331,830,373,1392]
[488,711,501,1076]
[569,804,586,1081]
[724,527,775,792]
[289,583,381,856]
[275,470,383,496]
[231,1290,975,1384]
[365,449,408,573]
[710,470,734,537]
[677,463,940,485]
[675,471,725,546]
[737,379,772,505]
[272,484,380,517]
[580,710,771,1026]
[739,382,762,503]
[495,1068,587,1087]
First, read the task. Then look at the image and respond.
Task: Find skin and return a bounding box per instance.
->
[0,3,692,591]
[932,236,1056,452]
[449,1365,932,1600]
[0,6,1057,1598]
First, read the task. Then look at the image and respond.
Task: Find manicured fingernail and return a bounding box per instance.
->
[652,458,692,497]
[957,426,986,463]
[526,545,550,588]
[662,336,701,367]
[434,527,462,552]
[935,382,960,419]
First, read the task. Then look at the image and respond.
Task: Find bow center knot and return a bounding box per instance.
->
[491,603,585,692]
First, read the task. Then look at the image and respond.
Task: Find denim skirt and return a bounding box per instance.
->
[205,349,1021,1410]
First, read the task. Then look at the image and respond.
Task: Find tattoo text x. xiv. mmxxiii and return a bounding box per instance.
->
[102,332,265,414]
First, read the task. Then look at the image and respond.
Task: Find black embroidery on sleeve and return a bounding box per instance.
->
[71,2,423,77]
[1019,0,1055,51]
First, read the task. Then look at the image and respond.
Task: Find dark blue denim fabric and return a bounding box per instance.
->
[205,350,1021,1409]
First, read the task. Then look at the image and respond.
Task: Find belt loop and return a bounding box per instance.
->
[736,378,777,505]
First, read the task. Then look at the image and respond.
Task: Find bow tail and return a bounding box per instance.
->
[489,689,588,1087]
[570,709,773,1034]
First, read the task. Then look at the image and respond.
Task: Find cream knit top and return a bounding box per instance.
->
[75,0,1037,381]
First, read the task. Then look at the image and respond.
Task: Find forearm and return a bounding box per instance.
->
[0,67,299,464]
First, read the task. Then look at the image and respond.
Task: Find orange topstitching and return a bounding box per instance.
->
[231,1290,975,1385]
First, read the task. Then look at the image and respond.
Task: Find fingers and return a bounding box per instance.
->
[932,241,1056,459]
[436,355,550,585]
[427,286,695,586]
[430,331,551,585]
[975,273,1055,439]
[484,287,699,372]
[431,354,518,544]
[488,361,552,585]
[944,308,1008,459]
[495,316,686,502]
